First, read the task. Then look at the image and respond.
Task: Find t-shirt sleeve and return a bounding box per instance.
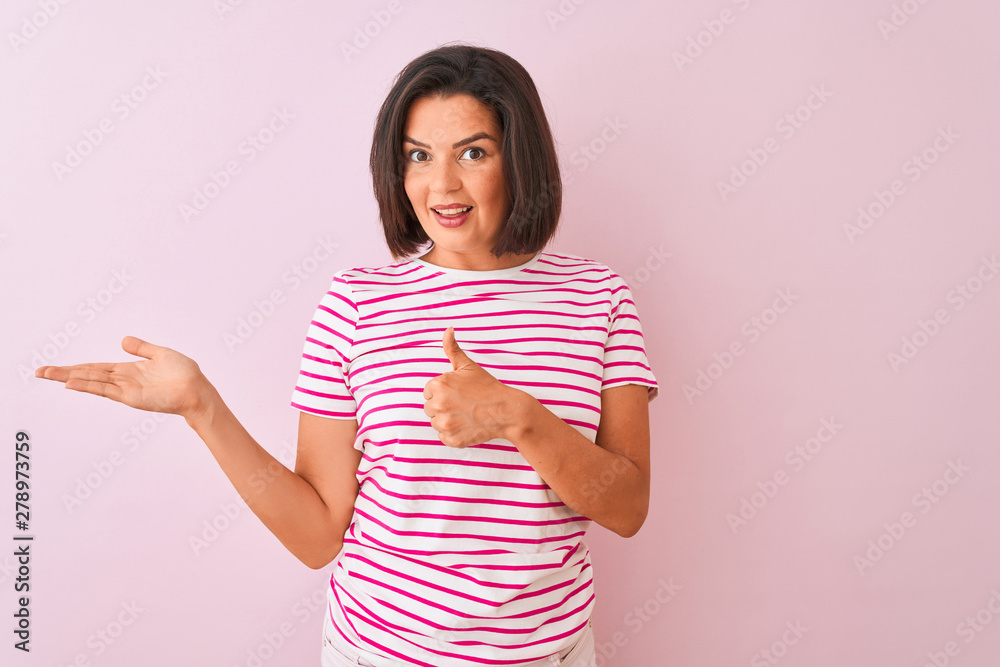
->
[290,273,359,419]
[602,272,659,402]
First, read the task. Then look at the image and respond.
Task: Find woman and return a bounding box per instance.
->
[36,44,658,667]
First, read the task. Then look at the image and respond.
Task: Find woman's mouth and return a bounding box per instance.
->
[431,205,473,228]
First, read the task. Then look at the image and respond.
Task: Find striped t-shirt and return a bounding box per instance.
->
[290,250,658,666]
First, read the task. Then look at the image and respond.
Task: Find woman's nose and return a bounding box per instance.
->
[429,159,461,195]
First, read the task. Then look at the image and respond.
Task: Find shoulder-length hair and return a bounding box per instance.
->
[370,44,562,262]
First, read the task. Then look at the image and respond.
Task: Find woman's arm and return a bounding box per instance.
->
[503,383,650,538]
[423,328,652,537]
[36,336,361,569]
[187,397,361,568]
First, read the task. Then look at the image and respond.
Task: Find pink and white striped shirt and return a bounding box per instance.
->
[290,250,658,666]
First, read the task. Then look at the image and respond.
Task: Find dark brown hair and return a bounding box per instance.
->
[370,44,562,261]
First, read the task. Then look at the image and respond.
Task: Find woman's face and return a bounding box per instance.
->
[402,94,515,270]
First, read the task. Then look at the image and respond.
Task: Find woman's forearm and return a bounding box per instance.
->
[184,386,348,568]
[502,390,650,537]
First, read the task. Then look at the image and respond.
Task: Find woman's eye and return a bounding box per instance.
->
[461,147,485,160]
[408,149,429,163]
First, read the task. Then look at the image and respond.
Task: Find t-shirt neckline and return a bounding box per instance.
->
[411,251,544,278]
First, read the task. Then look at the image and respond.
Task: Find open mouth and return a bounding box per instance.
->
[432,205,473,218]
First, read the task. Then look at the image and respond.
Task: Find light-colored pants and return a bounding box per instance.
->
[321,618,596,667]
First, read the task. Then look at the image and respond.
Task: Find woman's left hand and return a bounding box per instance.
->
[423,327,524,448]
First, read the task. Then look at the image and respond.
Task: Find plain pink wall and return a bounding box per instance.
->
[3,1,1000,665]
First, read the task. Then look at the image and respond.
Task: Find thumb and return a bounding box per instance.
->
[121,335,164,360]
[443,326,472,371]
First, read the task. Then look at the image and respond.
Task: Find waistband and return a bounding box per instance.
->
[322,614,593,666]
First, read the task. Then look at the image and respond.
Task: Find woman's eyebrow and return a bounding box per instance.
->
[403,132,498,149]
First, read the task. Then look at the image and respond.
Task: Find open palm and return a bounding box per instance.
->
[35,336,211,419]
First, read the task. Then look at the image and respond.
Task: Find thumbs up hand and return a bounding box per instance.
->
[441,325,476,373]
[423,327,524,448]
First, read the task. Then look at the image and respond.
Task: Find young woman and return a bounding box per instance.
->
[36,44,658,667]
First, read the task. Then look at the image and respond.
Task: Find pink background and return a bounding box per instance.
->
[3,1,1000,665]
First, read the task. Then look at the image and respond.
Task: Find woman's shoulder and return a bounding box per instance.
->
[538,250,610,270]
[535,250,627,284]
[324,257,425,285]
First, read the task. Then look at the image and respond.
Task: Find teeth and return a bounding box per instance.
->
[435,206,471,216]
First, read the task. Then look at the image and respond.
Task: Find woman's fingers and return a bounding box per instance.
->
[40,365,127,399]
[64,377,124,402]
[44,364,132,403]
[35,362,115,382]
[61,367,120,384]
[35,334,161,382]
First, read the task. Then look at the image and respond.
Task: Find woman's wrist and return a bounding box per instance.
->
[183,379,224,432]
[498,385,536,442]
